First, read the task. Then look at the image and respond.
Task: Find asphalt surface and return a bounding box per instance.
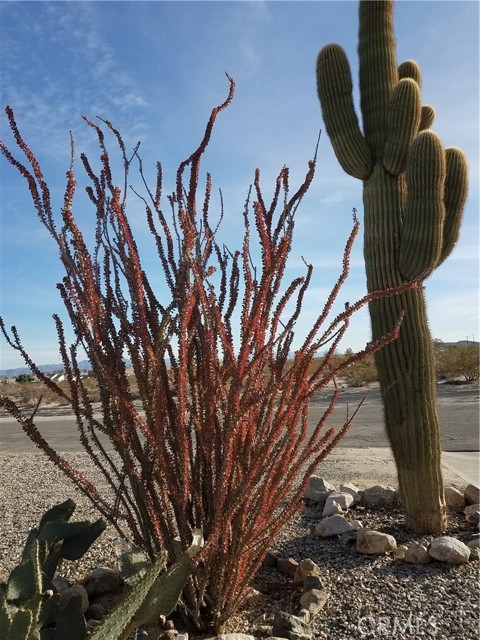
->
[311,381,479,451]
[1,381,478,453]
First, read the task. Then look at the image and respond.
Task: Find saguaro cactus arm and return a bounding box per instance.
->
[384,78,421,175]
[399,131,446,280]
[439,147,469,265]
[316,44,373,179]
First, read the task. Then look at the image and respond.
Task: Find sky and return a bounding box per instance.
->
[0,0,478,370]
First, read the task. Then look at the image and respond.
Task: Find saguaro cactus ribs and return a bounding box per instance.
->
[316,0,468,533]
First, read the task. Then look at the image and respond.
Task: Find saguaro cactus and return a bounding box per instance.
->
[316,0,468,533]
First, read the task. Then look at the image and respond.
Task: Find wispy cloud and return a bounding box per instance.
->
[1,2,150,157]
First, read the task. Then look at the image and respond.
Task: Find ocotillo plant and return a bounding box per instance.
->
[316,0,468,533]
[0,77,418,630]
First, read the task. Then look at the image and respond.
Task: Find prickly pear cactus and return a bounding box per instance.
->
[0,500,105,640]
[90,531,202,640]
[316,1,468,532]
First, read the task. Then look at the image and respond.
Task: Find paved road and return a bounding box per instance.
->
[1,381,478,453]
[311,381,479,451]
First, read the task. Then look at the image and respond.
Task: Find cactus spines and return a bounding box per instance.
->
[316,44,373,179]
[398,59,421,84]
[316,0,469,532]
[419,104,436,131]
[1,501,104,640]
[441,147,469,265]
[384,78,421,175]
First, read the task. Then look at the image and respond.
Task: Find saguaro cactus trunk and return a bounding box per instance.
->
[316,1,468,533]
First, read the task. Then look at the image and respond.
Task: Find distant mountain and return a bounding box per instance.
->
[0,361,92,378]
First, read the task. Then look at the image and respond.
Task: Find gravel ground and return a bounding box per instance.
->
[0,452,478,639]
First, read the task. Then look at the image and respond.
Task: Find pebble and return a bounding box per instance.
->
[1,454,479,640]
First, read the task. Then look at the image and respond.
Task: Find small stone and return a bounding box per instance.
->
[429,536,471,564]
[467,538,480,550]
[464,484,480,505]
[163,620,176,631]
[470,548,480,561]
[349,519,363,531]
[303,575,326,592]
[445,486,466,509]
[315,515,353,537]
[304,476,335,502]
[467,511,480,527]
[356,529,397,555]
[293,558,322,584]
[322,499,343,517]
[216,635,255,640]
[464,503,480,518]
[299,588,329,617]
[404,541,431,565]
[393,545,408,560]
[277,557,299,577]
[176,635,189,640]
[339,531,358,548]
[340,482,359,499]
[51,576,70,593]
[262,550,279,568]
[88,587,126,611]
[62,584,89,613]
[362,485,397,507]
[272,611,313,640]
[297,609,311,623]
[86,619,102,631]
[86,603,106,620]
[82,567,121,597]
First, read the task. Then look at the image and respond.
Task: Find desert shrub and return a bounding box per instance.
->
[338,348,378,387]
[2,377,100,407]
[15,373,35,383]
[436,344,479,381]
[0,78,415,631]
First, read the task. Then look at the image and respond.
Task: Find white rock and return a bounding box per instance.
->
[404,541,431,564]
[464,484,480,505]
[428,536,471,564]
[326,491,354,510]
[445,486,466,509]
[356,528,397,555]
[362,485,397,506]
[304,476,335,502]
[322,499,343,517]
[315,514,353,537]
[340,482,359,499]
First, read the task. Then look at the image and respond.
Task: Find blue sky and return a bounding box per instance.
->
[0,0,478,370]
